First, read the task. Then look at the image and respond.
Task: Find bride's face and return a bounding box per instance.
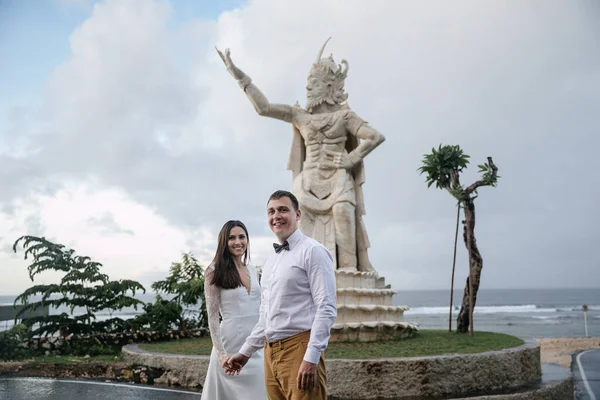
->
[227,226,247,258]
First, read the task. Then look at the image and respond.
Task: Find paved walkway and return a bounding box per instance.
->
[573,349,600,400]
[0,377,201,400]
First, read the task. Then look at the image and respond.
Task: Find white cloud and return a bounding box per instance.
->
[1,0,599,294]
[0,182,183,291]
[0,180,278,294]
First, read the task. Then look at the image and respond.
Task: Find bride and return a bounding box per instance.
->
[201,220,267,399]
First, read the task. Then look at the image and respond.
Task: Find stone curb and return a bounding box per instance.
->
[326,339,542,399]
[122,344,209,388]
[121,339,559,399]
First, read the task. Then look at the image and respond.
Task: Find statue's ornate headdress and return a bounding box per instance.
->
[308,37,349,105]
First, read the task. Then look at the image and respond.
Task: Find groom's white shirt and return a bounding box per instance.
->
[239,228,337,364]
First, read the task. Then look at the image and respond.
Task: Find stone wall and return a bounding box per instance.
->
[122,340,550,399]
[453,377,573,400]
[122,344,209,388]
[326,340,542,399]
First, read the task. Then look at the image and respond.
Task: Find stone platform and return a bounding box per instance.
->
[121,339,573,399]
[325,340,571,399]
[331,270,418,342]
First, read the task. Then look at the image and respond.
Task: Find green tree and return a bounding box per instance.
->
[418,145,499,335]
[133,295,183,332]
[13,236,146,337]
[149,252,208,331]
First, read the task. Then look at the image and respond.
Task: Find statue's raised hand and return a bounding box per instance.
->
[216,47,245,81]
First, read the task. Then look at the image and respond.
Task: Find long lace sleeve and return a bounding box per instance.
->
[204,265,228,365]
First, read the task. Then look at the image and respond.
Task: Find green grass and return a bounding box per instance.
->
[137,330,524,359]
[325,330,524,358]
[138,337,214,355]
[26,354,123,364]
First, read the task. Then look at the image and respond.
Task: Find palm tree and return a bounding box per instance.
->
[418,145,499,335]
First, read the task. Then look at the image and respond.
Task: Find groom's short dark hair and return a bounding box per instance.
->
[268,190,299,211]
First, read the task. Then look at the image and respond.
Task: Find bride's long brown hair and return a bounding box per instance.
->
[210,220,250,289]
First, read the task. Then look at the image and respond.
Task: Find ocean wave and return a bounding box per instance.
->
[556,305,600,312]
[531,318,564,324]
[405,306,458,315]
[531,315,573,320]
[405,304,597,315]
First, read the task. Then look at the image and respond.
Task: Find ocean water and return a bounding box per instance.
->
[395,288,600,338]
[1,288,598,338]
[0,293,157,334]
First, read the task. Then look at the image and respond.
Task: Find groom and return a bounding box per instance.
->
[226,190,337,399]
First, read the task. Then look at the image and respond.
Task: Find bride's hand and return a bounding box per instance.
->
[215,47,245,80]
[219,355,229,368]
[220,355,242,376]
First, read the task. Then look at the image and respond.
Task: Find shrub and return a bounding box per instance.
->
[0,324,32,361]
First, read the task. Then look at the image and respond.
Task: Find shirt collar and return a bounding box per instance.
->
[284,229,303,251]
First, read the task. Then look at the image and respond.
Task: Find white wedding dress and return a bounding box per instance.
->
[201,263,267,399]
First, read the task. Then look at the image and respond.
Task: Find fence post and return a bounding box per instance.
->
[582,304,589,338]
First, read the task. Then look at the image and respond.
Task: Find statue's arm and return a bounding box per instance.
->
[243,83,294,123]
[323,113,385,170]
[347,123,386,165]
[216,47,293,123]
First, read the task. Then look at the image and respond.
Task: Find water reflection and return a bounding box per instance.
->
[0,377,200,400]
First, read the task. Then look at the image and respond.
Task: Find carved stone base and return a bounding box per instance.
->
[333,270,418,342]
[335,270,390,289]
[337,304,409,323]
[337,288,397,306]
[330,321,418,342]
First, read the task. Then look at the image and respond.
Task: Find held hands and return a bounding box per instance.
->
[223,353,249,376]
[218,355,230,368]
[215,47,245,81]
[297,360,318,391]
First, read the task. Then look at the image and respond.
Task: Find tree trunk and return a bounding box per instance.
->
[448,204,460,332]
[456,199,483,334]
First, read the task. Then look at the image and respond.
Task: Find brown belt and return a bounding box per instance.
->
[267,330,310,347]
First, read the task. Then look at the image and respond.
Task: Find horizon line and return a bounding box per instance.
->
[2,287,600,298]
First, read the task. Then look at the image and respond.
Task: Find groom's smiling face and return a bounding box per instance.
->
[267,197,300,242]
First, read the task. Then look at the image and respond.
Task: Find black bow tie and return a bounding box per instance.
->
[273,241,290,253]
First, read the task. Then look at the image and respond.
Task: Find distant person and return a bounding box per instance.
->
[226,190,337,400]
[201,220,267,399]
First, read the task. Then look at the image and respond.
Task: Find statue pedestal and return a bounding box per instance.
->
[330,270,418,342]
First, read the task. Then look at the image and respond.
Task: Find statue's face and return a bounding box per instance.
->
[306,75,330,109]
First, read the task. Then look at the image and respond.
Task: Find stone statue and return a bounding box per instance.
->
[217,38,385,272]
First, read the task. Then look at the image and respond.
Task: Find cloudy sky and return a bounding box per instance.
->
[0,0,598,296]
